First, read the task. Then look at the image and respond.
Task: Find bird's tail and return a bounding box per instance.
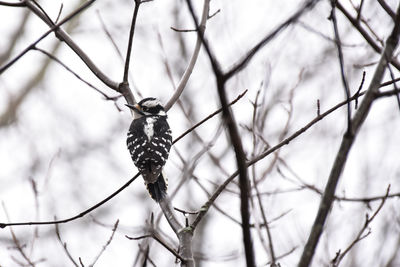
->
[146,173,168,202]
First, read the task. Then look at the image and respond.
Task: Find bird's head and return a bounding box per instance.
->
[126,97,166,118]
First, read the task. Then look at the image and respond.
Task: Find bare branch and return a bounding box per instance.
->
[23,0,122,92]
[298,5,400,266]
[0,0,96,75]
[122,0,141,85]
[0,0,26,7]
[337,1,400,71]
[172,90,247,145]
[34,47,118,101]
[170,26,196,33]
[0,173,140,228]
[330,0,352,133]
[55,223,80,267]
[331,186,391,266]
[185,0,256,264]
[225,0,320,80]
[164,0,209,111]
[1,203,37,267]
[90,220,119,266]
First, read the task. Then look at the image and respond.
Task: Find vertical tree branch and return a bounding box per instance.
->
[118,0,143,105]
[330,0,352,133]
[122,0,141,84]
[298,5,400,267]
[164,0,209,111]
[185,1,255,265]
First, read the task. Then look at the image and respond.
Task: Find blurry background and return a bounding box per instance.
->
[0,0,399,266]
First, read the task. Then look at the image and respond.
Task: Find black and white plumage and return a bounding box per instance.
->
[126,98,172,202]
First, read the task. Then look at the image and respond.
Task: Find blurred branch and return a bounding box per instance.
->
[376,88,400,98]
[90,220,119,266]
[55,223,80,267]
[97,10,142,98]
[225,0,320,80]
[0,39,63,128]
[34,47,119,101]
[0,0,96,75]
[164,0,209,111]
[337,1,400,71]
[0,0,26,7]
[380,77,400,88]
[250,91,276,264]
[21,0,120,90]
[2,203,37,267]
[330,0,352,133]
[0,9,30,65]
[170,27,196,32]
[172,90,248,145]
[298,5,400,267]
[331,186,391,266]
[385,60,400,111]
[280,161,400,203]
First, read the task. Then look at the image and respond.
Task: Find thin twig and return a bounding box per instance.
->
[0,173,140,228]
[354,71,366,109]
[1,203,36,267]
[0,0,96,75]
[122,0,141,84]
[55,223,80,267]
[126,232,184,261]
[225,0,320,80]
[380,76,400,87]
[330,0,352,133]
[331,186,391,266]
[172,90,247,144]
[170,26,196,32]
[24,0,120,90]
[34,47,118,101]
[90,220,119,266]
[386,61,400,111]
[337,1,400,71]
[249,90,276,263]
[164,0,209,111]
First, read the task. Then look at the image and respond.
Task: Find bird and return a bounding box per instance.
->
[126,97,172,202]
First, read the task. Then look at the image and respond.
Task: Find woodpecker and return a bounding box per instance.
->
[126,98,172,202]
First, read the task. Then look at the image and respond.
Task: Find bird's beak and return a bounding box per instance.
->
[125,103,142,114]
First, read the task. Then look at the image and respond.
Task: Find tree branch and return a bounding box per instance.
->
[225,0,320,80]
[337,0,400,71]
[298,4,400,267]
[0,173,140,228]
[185,0,255,265]
[0,0,96,75]
[164,0,209,111]
[23,0,122,91]
[330,0,352,133]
